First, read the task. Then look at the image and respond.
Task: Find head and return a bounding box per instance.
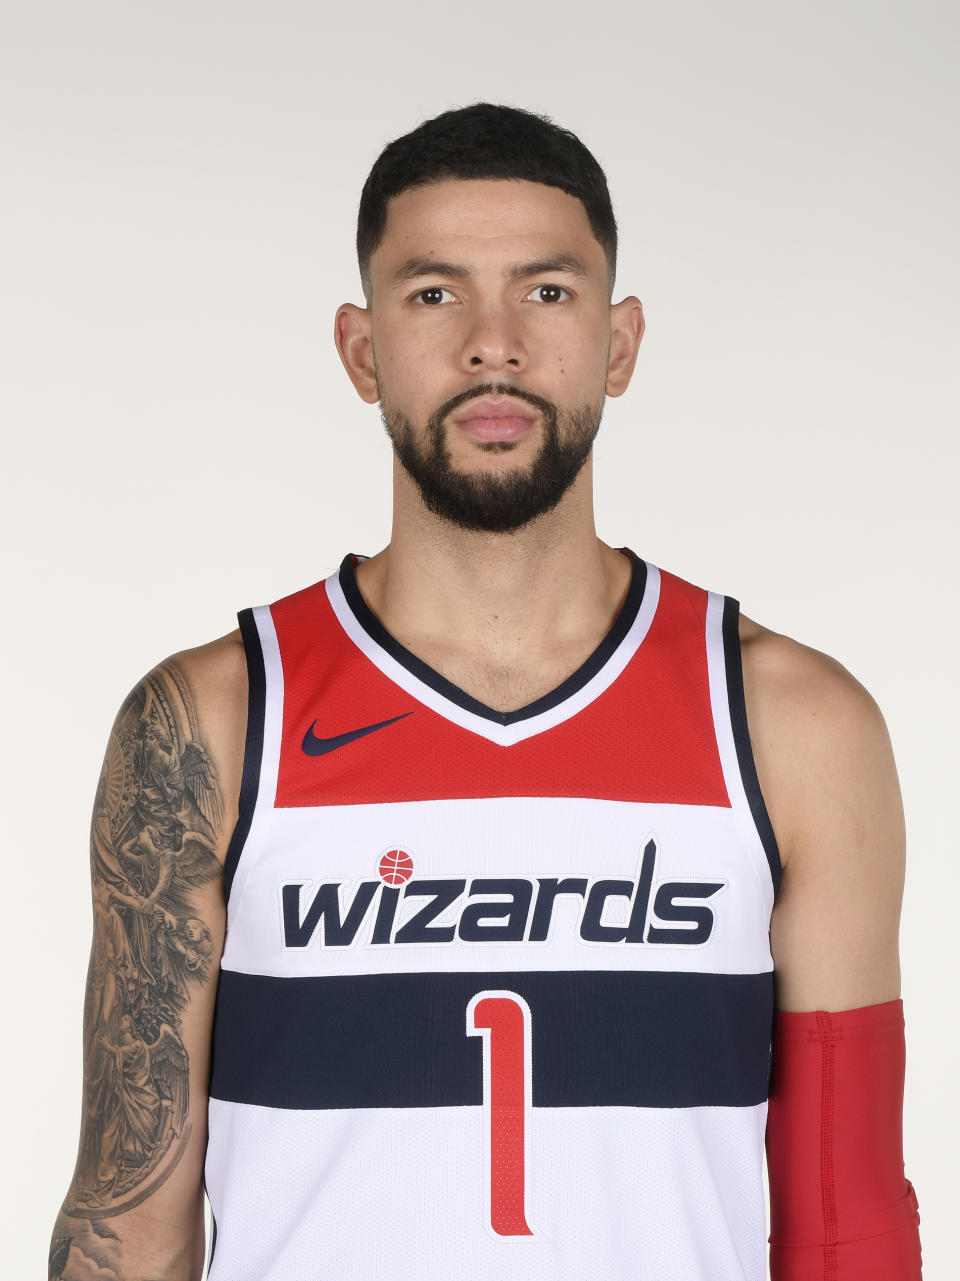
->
[356,103,618,303]
[141,720,171,753]
[336,104,644,533]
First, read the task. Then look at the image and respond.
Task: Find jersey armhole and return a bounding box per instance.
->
[222,606,266,903]
[721,596,783,894]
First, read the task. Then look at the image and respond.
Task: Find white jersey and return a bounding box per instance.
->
[205,551,781,1280]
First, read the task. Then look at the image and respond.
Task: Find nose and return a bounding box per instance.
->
[458,301,527,375]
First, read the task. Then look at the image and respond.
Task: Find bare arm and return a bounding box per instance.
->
[50,637,246,1281]
[741,618,904,1011]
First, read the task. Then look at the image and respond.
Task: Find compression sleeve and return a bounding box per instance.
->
[766,999,922,1280]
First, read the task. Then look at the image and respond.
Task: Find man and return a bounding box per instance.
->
[50,103,921,1280]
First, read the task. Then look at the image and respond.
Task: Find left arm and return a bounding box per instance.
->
[742,620,921,1279]
[743,621,903,1012]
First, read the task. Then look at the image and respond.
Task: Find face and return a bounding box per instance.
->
[336,179,643,532]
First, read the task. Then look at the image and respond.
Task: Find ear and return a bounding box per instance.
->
[606,297,645,398]
[334,303,379,404]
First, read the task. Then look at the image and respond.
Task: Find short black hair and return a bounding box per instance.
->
[357,103,617,296]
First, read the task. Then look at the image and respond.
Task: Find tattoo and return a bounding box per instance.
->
[51,662,222,1279]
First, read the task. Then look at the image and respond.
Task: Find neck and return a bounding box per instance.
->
[354,457,632,672]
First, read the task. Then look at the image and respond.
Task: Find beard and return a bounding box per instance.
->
[380,381,604,533]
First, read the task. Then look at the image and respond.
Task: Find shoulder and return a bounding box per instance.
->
[738,614,885,729]
[163,626,248,717]
[135,626,249,747]
[122,628,249,857]
[738,615,902,870]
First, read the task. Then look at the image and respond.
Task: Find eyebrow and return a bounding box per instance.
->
[391,253,590,285]
[506,255,589,281]
[393,257,470,283]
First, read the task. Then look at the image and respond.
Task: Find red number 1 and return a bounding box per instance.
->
[466,991,534,1238]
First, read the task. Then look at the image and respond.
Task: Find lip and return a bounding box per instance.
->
[453,396,537,442]
[453,396,537,423]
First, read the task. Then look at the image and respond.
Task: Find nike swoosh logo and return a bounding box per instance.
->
[301,711,413,757]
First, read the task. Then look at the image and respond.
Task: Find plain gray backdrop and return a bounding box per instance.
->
[3,2,956,1276]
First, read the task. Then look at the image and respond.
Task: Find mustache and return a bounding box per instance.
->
[433,382,557,425]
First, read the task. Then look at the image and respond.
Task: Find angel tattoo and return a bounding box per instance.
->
[68,664,223,1216]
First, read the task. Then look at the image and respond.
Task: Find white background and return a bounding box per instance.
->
[3,1,956,1276]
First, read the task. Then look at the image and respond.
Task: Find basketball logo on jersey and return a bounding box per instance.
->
[279,838,726,950]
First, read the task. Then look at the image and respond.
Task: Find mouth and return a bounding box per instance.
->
[452,396,538,442]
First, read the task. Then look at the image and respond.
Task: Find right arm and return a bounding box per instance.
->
[49,635,247,1281]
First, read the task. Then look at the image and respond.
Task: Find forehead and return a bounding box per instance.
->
[371,179,605,278]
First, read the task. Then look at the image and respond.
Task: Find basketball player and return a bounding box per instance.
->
[50,104,922,1280]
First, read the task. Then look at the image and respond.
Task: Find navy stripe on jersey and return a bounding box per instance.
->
[722,597,782,892]
[207,1201,218,1271]
[338,550,648,727]
[210,968,773,1110]
[222,608,266,901]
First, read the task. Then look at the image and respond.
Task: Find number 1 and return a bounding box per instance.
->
[466,991,534,1238]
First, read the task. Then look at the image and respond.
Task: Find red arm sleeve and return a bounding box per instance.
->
[766,999,922,1280]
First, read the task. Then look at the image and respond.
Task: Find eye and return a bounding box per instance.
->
[413,286,457,306]
[525,283,570,304]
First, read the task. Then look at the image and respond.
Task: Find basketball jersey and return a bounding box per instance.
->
[205,550,781,1281]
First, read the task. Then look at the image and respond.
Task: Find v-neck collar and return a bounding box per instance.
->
[325,549,661,748]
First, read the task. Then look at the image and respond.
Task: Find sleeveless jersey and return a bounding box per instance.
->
[205,550,781,1281]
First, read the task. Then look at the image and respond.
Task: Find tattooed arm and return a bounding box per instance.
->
[49,634,247,1281]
